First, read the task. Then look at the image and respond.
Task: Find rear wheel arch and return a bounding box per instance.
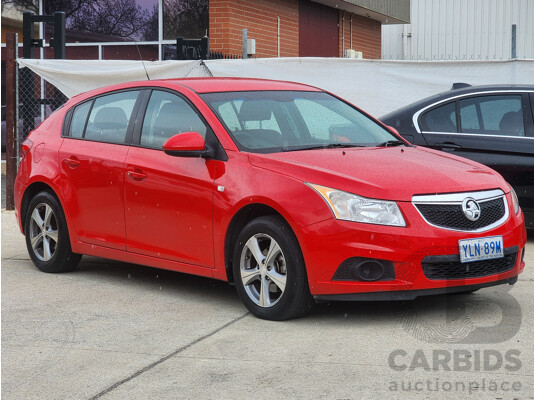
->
[21,182,63,235]
[24,190,82,273]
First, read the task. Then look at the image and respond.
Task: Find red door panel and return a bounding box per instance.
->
[59,139,128,250]
[124,147,216,267]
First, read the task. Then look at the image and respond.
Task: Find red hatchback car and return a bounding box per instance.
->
[15,78,527,320]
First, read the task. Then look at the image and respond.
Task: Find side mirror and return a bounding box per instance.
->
[388,126,401,136]
[163,132,215,158]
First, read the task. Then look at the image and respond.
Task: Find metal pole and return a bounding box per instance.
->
[342,12,345,56]
[40,12,45,122]
[242,29,248,59]
[511,24,517,59]
[350,15,353,49]
[53,12,66,59]
[6,33,18,210]
[200,36,209,60]
[277,17,280,58]
[158,0,163,60]
[22,12,34,59]
[176,37,184,60]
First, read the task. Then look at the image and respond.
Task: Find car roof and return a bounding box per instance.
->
[381,83,533,119]
[441,83,533,96]
[70,77,320,101]
[165,77,322,93]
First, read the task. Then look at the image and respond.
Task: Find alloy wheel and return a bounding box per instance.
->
[29,203,59,262]
[239,233,287,308]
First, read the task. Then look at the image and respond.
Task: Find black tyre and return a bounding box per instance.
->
[25,191,82,273]
[232,215,313,320]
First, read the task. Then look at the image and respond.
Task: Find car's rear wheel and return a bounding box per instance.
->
[233,216,313,320]
[25,191,82,273]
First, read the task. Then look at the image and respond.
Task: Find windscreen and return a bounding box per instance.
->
[201,91,401,153]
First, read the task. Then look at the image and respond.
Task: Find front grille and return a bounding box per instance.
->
[422,247,518,280]
[415,197,505,231]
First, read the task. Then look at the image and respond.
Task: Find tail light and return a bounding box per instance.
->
[20,139,33,160]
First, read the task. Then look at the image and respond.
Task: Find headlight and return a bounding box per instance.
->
[307,183,406,227]
[510,187,520,215]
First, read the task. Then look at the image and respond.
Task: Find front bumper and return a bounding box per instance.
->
[314,276,518,301]
[299,193,527,297]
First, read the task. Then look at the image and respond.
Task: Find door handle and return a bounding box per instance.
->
[63,158,80,169]
[127,170,147,180]
[437,143,461,151]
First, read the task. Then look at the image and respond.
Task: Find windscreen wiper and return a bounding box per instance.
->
[282,143,365,152]
[377,140,406,147]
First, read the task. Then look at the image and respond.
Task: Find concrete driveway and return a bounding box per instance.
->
[2,210,533,399]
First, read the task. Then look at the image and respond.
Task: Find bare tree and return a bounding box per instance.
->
[163,0,208,40]
[3,0,154,41]
[143,4,159,42]
[2,0,88,17]
[62,0,151,40]
[1,0,38,13]
[44,0,92,18]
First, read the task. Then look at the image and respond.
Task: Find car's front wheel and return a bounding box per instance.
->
[232,216,313,320]
[25,191,82,273]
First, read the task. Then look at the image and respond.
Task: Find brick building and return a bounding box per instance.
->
[2,0,409,61]
[209,0,409,59]
[0,0,408,153]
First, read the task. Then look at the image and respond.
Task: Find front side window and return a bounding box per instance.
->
[420,102,457,133]
[460,95,525,136]
[201,91,397,153]
[140,90,207,149]
[84,91,140,144]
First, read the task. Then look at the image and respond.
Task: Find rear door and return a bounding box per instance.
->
[417,91,533,216]
[59,89,141,250]
[419,93,532,162]
[123,89,217,267]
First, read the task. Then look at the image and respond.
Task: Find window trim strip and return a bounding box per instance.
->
[413,90,533,135]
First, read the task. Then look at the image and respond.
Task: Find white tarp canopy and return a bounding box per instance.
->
[18,58,534,116]
[16,59,212,99]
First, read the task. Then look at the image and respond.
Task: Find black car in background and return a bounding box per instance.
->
[381,84,534,228]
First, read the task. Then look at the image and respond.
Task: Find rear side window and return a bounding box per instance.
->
[140,90,206,149]
[420,102,457,132]
[69,101,91,138]
[84,91,140,144]
[459,95,524,136]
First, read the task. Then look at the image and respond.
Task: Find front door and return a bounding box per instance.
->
[124,89,216,267]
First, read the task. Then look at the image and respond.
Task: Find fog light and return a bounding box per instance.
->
[332,257,395,282]
[357,261,385,281]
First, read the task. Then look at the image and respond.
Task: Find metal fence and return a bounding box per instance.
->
[17,66,68,145]
[208,51,244,60]
[13,37,250,146]
[13,48,245,147]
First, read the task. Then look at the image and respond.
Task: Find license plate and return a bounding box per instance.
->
[459,236,504,263]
